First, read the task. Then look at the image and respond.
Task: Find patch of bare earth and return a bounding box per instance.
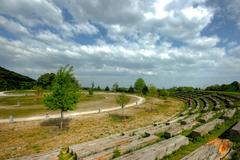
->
[0,97,183,159]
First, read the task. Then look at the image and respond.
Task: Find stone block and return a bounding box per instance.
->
[83,135,159,160]
[181,139,231,160]
[230,121,240,137]
[115,135,189,160]
[222,108,236,119]
[180,114,199,125]
[191,119,224,137]
[198,111,215,123]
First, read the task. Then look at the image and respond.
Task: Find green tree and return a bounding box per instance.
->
[112,82,119,92]
[148,85,158,97]
[134,78,146,95]
[105,86,110,91]
[116,93,130,118]
[127,85,134,93]
[142,85,149,95]
[158,89,169,99]
[88,88,93,96]
[97,85,101,91]
[33,86,43,103]
[44,65,80,129]
[0,79,7,91]
[37,73,55,89]
[88,81,95,96]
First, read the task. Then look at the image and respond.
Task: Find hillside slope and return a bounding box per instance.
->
[0,66,36,91]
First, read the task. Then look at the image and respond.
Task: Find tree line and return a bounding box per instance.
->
[35,73,169,97]
[205,81,240,92]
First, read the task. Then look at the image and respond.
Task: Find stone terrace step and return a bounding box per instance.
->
[114,135,189,160]
[69,134,143,159]
[205,96,221,110]
[230,121,240,137]
[198,111,216,123]
[181,139,231,160]
[199,97,209,112]
[164,121,199,138]
[83,135,159,160]
[191,119,225,137]
[221,108,236,120]
[180,113,200,125]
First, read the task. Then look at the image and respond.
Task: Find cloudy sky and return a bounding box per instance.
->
[0,0,240,88]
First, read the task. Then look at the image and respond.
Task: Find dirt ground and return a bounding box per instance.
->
[0,97,183,159]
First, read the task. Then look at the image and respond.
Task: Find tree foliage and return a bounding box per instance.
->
[0,66,35,91]
[205,81,240,92]
[112,82,119,92]
[127,85,134,93]
[37,73,55,89]
[148,85,158,97]
[142,85,149,95]
[134,78,146,95]
[44,65,80,128]
[115,93,130,117]
[105,86,110,91]
[158,89,169,97]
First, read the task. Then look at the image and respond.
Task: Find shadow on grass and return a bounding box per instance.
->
[109,114,133,123]
[40,118,72,129]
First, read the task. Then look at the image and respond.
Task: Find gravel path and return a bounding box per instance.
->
[0,92,145,123]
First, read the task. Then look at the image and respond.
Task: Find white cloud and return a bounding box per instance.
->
[0,0,239,87]
[0,16,29,35]
[228,45,240,58]
[0,0,63,26]
[61,22,98,37]
[36,30,63,43]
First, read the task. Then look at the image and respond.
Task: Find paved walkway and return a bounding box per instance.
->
[0,92,145,123]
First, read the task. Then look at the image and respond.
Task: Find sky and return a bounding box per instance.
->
[0,0,240,88]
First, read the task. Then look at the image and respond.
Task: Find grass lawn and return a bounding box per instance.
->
[4,90,36,94]
[0,92,124,118]
[0,97,183,159]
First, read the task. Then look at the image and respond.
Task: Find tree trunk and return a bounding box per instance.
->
[60,109,64,129]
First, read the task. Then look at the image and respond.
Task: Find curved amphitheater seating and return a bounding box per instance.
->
[115,135,189,160]
[66,92,236,160]
[213,95,234,108]
[198,111,216,123]
[166,115,186,125]
[181,139,231,160]
[205,96,221,110]
[82,135,159,160]
[191,119,225,137]
[164,121,199,138]
[180,113,199,125]
[199,97,209,112]
[222,108,236,120]
[190,99,200,114]
[69,134,158,159]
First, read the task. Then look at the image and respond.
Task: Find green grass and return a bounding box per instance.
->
[162,110,240,160]
[0,108,48,118]
[0,92,105,118]
[58,149,75,160]
[4,90,36,94]
[0,92,104,106]
[0,96,42,106]
[198,98,204,112]
[204,97,214,111]
[204,91,240,95]
[110,114,133,123]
